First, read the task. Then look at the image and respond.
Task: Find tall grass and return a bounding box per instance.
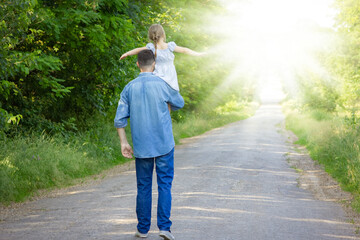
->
[0,101,258,204]
[0,121,130,204]
[284,104,360,210]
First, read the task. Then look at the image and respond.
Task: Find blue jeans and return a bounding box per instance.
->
[135,148,174,234]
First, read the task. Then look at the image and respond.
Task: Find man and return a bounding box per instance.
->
[114,49,184,240]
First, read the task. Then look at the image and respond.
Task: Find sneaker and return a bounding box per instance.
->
[135,230,148,238]
[159,230,175,240]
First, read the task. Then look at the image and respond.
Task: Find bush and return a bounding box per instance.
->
[0,117,131,203]
[285,105,360,211]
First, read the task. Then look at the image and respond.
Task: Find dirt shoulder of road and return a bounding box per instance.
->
[281,122,360,229]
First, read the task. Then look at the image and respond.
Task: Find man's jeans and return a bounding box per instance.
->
[135,148,174,234]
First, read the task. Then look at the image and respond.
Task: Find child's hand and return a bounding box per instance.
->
[119,53,128,60]
[198,52,208,57]
[192,51,207,57]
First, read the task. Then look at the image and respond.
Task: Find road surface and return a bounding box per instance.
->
[0,104,358,239]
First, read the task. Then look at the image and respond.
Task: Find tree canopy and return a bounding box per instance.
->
[1,0,222,136]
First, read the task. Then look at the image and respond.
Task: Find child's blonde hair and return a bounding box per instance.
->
[148,24,166,58]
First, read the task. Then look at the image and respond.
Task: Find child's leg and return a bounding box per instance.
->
[168,103,171,113]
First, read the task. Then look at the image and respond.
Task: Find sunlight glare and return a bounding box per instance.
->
[211,0,336,103]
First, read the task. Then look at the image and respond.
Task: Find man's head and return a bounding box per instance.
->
[137,49,155,72]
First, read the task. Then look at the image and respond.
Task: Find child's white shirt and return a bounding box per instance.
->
[146,42,179,91]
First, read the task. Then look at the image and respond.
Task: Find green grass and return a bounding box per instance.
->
[284,104,360,211]
[173,102,258,141]
[0,101,258,204]
[0,121,131,204]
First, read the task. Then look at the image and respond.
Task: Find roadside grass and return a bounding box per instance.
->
[173,102,258,141]
[0,121,129,204]
[0,101,258,204]
[284,103,360,211]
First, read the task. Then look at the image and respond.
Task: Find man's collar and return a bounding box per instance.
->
[139,72,154,76]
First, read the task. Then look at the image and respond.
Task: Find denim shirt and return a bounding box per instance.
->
[114,72,184,158]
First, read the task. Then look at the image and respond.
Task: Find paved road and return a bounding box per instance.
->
[0,104,358,239]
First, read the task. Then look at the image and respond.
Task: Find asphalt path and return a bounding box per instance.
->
[0,104,358,239]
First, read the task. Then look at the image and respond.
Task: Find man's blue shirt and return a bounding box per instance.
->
[114,72,184,158]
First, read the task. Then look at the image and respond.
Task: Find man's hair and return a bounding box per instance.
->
[137,49,155,68]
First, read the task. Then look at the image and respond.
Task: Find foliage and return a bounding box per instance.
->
[0,0,235,135]
[295,71,339,113]
[285,106,360,211]
[285,0,360,115]
[0,119,130,203]
[282,0,360,211]
[333,0,360,113]
[0,0,175,134]
[173,101,258,141]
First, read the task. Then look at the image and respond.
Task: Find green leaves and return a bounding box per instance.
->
[0,108,22,134]
[0,0,181,135]
[320,0,360,115]
[0,0,228,136]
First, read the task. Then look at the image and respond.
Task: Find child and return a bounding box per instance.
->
[120,24,205,92]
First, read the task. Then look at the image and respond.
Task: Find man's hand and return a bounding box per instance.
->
[117,128,133,159]
[121,142,133,159]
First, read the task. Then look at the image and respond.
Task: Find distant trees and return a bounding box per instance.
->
[290,0,360,119]
[333,0,360,113]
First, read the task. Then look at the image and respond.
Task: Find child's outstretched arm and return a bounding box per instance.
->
[120,47,147,60]
[174,46,206,56]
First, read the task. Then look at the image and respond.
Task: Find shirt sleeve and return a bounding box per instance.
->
[165,84,184,111]
[168,42,177,52]
[114,86,130,128]
[146,43,155,53]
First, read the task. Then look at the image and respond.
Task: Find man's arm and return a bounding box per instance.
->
[114,86,133,158]
[117,128,133,159]
[167,88,185,111]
